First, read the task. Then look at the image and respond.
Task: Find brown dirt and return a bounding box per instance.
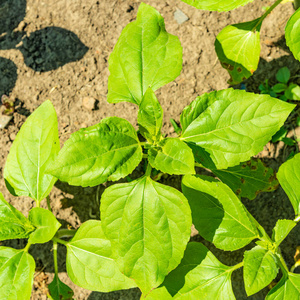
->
[0,0,300,299]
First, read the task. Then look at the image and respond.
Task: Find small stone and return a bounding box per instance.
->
[0,115,12,129]
[17,21,26,32]
[82,97,96,110]
[9,133,16,140]
[174,8,189,25]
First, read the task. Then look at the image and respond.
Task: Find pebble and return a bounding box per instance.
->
[0,115,12,129]
[82,96,96,110]
[10,133,16,140]
[174,8,189,25]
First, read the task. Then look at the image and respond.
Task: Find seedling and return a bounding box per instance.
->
[0,3,299,299]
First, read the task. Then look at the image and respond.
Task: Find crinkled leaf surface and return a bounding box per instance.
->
[215,19,261,85]
[182,175,258,251]
[48,275,74,300]
[148,138,195,175]
[4,100,59,202]
[0,193,35,241]
[266,273,300,299]
[28,208,61,244]
[0,247,35,300]
[212,158,278,200]
[47,117,142,187]
[285,8,300,61]
[146,242,236,299]
[181,89,295,169]
[137,87,163,143]
[277,153,300,216]
[66,220,135,292]
[101,177,192,294]
[272,219,296,247]
[244,245,278,296]
[180,0,253,11]
[108,3,182,104]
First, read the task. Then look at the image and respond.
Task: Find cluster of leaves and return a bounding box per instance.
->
[1,2,300,300]
[180,0,300,84]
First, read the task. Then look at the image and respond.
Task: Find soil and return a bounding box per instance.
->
[0,0,300,299]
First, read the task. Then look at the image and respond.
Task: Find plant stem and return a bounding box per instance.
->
[47,196,52,211]
[253,0,284,31]
[52,237,68,246]
[295,0,300,9]
[152,172,165,181]
[294,215,300,223]
[229,261,244,272]
[53,242,58,276]
[276,249,290,274]
[55,229,77,239]
[145,163,152,176]
[143,154,148,159]
[36,201,40,208]
[195,162,205,168]
[23,242,32,252]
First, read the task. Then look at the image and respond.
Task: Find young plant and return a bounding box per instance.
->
[0,3,298,299]
[180,0,300,84]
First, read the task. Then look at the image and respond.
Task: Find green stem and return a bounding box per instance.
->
[294,215,300,223]
[143,154,148,159]
[229,261,244,272]
[195,162,205,168]
[253,0,284,31]
[23,242,32,252]
[53,242,58,276]
[145,163,152,176]
[55,229,77,239]
[47,196,51,211]
[36,201,40,208]
[52,237,68,246]
[276,250,289,274]
[152,172,165,181]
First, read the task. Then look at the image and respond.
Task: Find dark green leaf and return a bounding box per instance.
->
[182,175,258,251]
[272,219,296,247]
[108,3,182,104]
[272,127,288,143]
[272,83,288,93]
[282,137,295,146]
[244,245,278,296]
[0,192,35,241]
[4,100,60,203]
[48,274,74,300]
[215,19,261,85]
[285,8,300,61]
[148,138,195,175]
[101,177,192,294]
[47,117,143,187]
[137,87,163,143]
[212,158,279,200]
[28,208,61,244]
[0,247,35,300]
[276,67,291,84]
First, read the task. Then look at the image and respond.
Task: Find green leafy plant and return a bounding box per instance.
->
[179,0,300,84]
[0,3,299,299]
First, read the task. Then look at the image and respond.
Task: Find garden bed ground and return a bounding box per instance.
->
[0,0,300,299]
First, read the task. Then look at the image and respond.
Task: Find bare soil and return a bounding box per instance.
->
[0,0,300,299]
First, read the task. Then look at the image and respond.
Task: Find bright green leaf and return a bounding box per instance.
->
[146,242,236,299]
[277,153,300,216]
[212,158,279,200]
[137,87,163,143]
[182,175,258,251]
[28,208,61,244]
[272,219,296,247]
[285,84,300,100]
[4,100,60,203]
[47,117,142,187]
[179,0,253,12]
[244,245,278,296]
[266,273,300,299]
[285,8,300,61]
[66,220,136,292]
[108,3,182,105]
[0,193,35,241]
[0,247,35,300]
[276,67,290,84]
[181,89,295,169]
[48,274,74,300]
[215,19,261,85]
[148,138,195,175]
[273,83,288,93]
[101,177,192,294]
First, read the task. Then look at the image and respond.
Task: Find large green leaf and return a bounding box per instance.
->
[212,158,278,200]
[28,208,61,244]
[47,117,142,187]
[266,273,300,299]
[107,3,182,104]
[148,138,195,175]
[272,219,296,247]
[4,100,60,203]
[182,175,258,251]
[285,8,300,61]
[277,153,300,216]
[137,87,163,143]
[66,220,136,292]
[180,0,253,11]
[215,19,261,85]
[146,242,236,299]
[181,89,295,169]
[101,177,192,294]
[0,193,35,241]
[244,245,278,296]
[0,247,35,300]
[48,275,74,300]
